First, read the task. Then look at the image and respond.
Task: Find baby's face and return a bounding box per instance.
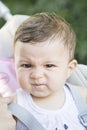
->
[14,38,76,98]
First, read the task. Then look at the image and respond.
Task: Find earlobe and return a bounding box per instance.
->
[67,59,77,78]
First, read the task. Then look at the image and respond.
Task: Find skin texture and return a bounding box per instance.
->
[14,38,77,110]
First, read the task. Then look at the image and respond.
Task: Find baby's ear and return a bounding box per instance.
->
[67,59,77,78]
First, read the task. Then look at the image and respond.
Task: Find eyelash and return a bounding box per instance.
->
[20,64,56,69]
[21,64,32,68]
[45,64,56,68]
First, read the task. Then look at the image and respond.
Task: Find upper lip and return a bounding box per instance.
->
[32,83,44,86]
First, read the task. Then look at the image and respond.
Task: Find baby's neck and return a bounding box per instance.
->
[32,88,65,110]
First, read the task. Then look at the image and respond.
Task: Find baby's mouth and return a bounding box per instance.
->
[31,83,46,90]
[32,83,45,86]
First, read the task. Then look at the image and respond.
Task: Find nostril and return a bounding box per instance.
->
[30,73,42,79]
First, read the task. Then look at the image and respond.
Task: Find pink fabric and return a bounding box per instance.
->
[0,58,19,97]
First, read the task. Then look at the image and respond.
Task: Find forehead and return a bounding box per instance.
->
[14,39,69,62]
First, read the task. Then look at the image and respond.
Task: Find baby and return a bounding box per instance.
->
[13,12,87,130]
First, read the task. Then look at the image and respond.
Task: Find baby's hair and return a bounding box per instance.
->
[14,12,76,60]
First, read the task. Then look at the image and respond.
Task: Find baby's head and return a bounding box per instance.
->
[14,12,76,61]
[13,13,77,97]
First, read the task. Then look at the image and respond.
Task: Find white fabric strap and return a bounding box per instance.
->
[67,64,87,87]
[8,103,46,130]
[66,84,87,129]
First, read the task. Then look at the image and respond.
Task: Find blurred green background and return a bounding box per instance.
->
[0,0,87,64]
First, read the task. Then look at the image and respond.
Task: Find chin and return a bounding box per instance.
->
[32,93,48,98]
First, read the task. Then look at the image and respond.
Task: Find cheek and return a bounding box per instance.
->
[51,69,68,83]
[16,71,26,88]
[61,67,70,81]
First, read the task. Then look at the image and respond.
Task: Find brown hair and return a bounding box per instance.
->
[14,12,76,60]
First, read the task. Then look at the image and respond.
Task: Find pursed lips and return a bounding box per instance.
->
[31,83,45,86]
[31,83,46,90]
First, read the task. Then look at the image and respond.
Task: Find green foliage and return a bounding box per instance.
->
[0,0,87,64]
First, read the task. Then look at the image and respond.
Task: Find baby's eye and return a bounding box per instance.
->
[21,64,32,68]
[45,64,55,68]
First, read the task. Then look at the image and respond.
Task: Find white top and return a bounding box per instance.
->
[16,84,85,130]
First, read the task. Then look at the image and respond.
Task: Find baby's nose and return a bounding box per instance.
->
[30,68,43,79]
